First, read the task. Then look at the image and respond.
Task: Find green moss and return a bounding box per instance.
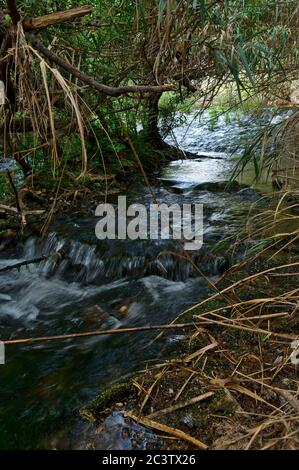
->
[79,381,133,421]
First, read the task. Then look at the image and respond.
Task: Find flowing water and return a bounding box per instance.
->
[0,108,292,449]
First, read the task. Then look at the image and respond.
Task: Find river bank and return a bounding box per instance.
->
[0,108,298,450]
[75,108,299,450]
[79,246,299,450]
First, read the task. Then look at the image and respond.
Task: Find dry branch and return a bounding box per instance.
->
[0,256,48,272]
[0,204,45,217]
[26,33,175,97]
[23,5,92,30]
[147,392,214,419]
[3,322,198,345]
[125,413,208,449]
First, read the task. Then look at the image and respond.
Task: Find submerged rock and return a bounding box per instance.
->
[74,412,161,450]
[0,293,12,302]
[193,180,248,192]
[78,305,121,329]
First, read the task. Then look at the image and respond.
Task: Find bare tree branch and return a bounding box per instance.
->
[23,5,92,31]
[26,33,175,97]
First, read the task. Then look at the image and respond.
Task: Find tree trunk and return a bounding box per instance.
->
[144,93,164,147]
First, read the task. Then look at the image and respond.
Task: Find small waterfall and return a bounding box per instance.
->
[21,232,230,283]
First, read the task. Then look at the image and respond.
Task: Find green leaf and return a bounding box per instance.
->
[253,155,259,179]
[230,56,242,102]
[213,49,228,70]
[158,0,167,23]
[275,56,286,78]
[236,44,255,88]
[199,0,206,25]
[4,14,11,24]
[137,0,145,18]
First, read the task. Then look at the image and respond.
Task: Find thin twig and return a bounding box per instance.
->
[0,256,48,273]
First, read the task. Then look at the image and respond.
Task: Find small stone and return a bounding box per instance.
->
[180,414,195,429]
[119,305,128,315]
[274,355,283,365]
[115,402,124,408]
[290,349,299,365]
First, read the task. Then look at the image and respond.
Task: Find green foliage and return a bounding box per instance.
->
[1,0,298,192]
[3,14,11,24]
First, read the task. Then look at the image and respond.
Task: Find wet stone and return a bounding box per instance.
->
[74,412,162,450]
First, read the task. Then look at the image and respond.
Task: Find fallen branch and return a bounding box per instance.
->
[183,341,218,363]
[147,391,214,419]
[0,203,19,214]
[3,316,298,346]
[3,322,199,345]
[199,316,297,340]
[23,5,92,31]
[0,204,45,217]
[26,33,175,97]
[0,256,48,272]
[125,413,208,449]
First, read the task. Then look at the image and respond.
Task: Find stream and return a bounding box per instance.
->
[0,108,292,449]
